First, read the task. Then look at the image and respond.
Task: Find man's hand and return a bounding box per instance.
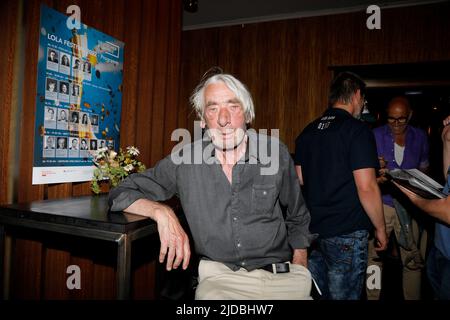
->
[291,248,307,268]
[442,116,450,141]
[124,199,191,271]
[377,156,388,184]
[153,204,191,271]
[442,115,450,145]
[373,227,388,252]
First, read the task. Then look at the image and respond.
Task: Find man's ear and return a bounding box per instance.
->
[350,89,360,105]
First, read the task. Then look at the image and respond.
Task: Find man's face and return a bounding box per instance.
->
[81,140,87,148]
[50,51,55,60]
[387,102,410,135]
[48,109,54,119]
[48,82,55,92]
[72,139,78,148]
[203,82,246,151]
[60,111,66,120]
[58,139,65,148]
[62,84,67,93]
[47,137,54,147]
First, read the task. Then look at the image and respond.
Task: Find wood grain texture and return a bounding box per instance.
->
[0,0,182,202]
[180,2,450,151]
[10,237,43,299]
[1,0,182,299]
[0,0,19,205]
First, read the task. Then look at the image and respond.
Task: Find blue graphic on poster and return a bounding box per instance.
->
[33,5,124,184]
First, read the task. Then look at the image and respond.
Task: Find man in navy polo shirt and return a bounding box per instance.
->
[294,72,388,300]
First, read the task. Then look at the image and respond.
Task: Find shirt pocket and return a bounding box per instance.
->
[251,184,277,215]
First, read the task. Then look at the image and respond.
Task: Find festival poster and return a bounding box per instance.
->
[33,5,124,184]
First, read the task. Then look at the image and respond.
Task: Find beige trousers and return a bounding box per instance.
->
[367,204,426,300]
[195,260,312,300]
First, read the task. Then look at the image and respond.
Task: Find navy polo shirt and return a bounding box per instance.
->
[294,107,379,238]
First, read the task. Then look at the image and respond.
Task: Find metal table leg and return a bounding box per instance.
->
[116,234,131,299]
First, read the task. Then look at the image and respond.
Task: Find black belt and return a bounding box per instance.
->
[261,262,290,274]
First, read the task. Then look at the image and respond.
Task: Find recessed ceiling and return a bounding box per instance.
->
[182,0,445,30]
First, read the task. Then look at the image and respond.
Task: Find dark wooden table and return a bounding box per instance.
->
[0,195,158,299]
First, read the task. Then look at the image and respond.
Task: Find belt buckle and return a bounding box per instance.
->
[272,262,290,274]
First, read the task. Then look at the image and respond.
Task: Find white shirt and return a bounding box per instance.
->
[394,143,405,166]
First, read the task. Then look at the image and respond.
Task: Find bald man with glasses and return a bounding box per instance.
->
[367,96,430,300]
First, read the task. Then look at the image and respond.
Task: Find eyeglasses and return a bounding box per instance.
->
[387,116,408,124]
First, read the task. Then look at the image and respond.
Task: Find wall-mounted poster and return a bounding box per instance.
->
[33,5,124,184]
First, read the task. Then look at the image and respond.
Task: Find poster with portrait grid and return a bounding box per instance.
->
[33,5,124,184]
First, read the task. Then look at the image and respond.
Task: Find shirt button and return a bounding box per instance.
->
[237,242,241,248]
[233,217,237,221]
[262,191,267,195]
[241,261,246,266]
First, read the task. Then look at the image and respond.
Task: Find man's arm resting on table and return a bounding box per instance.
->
[124,198,191,271]
[353,168,388,251]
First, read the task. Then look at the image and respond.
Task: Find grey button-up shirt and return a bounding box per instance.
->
[109,132,315,271]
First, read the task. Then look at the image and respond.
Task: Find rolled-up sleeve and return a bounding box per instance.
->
[108,154,178,211]
[278,145,317,249]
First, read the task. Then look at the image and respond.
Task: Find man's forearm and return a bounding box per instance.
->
[412,197,450,225]
[124,198,167,222]
[442,122,450,178]
[444,140,450,179]
[358,186,385,232]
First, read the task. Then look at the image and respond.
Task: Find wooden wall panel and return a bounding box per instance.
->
[1,0,182,299]
[178,28,219,134]
[0,0,19,205]
[180,2,450,151]
[18,0,45,203]
[135,0,157,166]
[0,0,182,202]
[10,238,43,299]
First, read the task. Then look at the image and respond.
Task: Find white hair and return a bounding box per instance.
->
[190,73,255,123]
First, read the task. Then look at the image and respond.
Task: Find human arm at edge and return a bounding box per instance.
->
[353,168,388,251]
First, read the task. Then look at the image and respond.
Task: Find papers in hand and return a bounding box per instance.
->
[388,169,446,199]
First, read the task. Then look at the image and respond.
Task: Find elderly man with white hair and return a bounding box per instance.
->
[109,69,315,300]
